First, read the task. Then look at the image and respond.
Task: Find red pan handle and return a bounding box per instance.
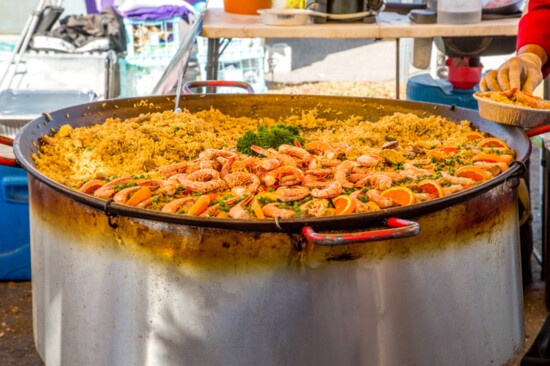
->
[183,80,255,94]
[526,125,550,138]
[0,136,18,167]
[301,218,420,246]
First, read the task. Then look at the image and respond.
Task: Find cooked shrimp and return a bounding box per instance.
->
[329,142,351,157]
[93,176,135,199]
[300,199,330,216]
[308,157,341,170]
[113,186,141,204]
[437,172,475,186]
[442,184,464,196]
[303,175,331,189]
[278,144,311,164]
[334,160,356,189]
[304,141,337,159]
[263,166,304,186]
[474,161,508,176]
[161,197,195,214]
[137,197,154,209]
[366,189,393,208]
[177,179,227,193]
[262,203,295,219]
[357,154,382,167]
[176,169,226,193]
[515,90,546,109]
[224,172,261,196]
[220,156,236,178]
[275,186,310,202]
[199,148,237,161]
[354,173,392,191]
[311,181,344,199]
[229,196,254,219]
[251,145,297,167]
[186,168,220,182]
[400,163,433,179]
[414,193,431,202]
[156,180,180,196]
[159,162,188,178]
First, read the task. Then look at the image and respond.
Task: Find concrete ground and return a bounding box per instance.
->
[0,34,547,365]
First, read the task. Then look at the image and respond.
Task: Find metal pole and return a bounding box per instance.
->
[395,38,400,100]
[0,0,47,89]
[206,38,221,80]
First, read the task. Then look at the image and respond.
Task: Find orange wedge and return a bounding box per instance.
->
[477,137,509,149]
[78,179,105,194]
[332,195,356,215]
[464,131,485,140]
[472,153,514,164]
[187,195,211,216]
[439,146,458,155]
[381,186,415,206]
[416,179,443,198]
[365,201,380,212]
[455,166,492,182]
[126,186,152,206]
[251,196,265,219]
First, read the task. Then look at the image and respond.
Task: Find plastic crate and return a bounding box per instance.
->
[0,165,30,281]
[119,58,173,97]
[196,36,266,93]
[123,17,181,64]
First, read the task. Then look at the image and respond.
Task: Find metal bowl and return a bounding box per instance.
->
[474,93,550,128]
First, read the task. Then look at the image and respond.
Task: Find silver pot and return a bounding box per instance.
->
[1,95,528,365]
[30,176,523,366]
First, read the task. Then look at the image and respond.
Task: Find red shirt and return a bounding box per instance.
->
[517,0,550,77]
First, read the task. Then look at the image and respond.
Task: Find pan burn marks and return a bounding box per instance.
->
[29,176,518,271]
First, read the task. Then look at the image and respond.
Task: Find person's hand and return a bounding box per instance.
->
[480,53,543,93]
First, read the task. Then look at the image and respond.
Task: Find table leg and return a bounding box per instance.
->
[395,38,400,100]
[206,38,221,80]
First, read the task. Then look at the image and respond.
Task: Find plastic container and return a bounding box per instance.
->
[406,73,479,110]
[224,0,272,15]
[437,0,482,24]
[0,165,30,281]
[446,58,483,89]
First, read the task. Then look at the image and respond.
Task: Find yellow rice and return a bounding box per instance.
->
[33,108,477,187]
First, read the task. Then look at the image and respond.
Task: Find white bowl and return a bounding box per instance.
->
[257,8,312,26]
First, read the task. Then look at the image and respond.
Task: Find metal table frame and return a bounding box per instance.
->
[201,8,519,99]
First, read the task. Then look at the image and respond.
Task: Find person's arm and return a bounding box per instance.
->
[480,1,550,92]
[517,0,550,78]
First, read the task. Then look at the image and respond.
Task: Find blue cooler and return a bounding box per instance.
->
[406,73,479,110]
[0,89,96,281]
[0,165,30,280]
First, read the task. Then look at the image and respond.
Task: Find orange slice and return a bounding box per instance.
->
[439,146,458,155]
[455,166,492,182]
[477,137,509,149]
[381,186,415,206]
[126,186,152,206]
[464,131,485,140]
[187,195,211,216]
[332,195,356,215]
[416,179,443,198]
[472,153,514,164]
